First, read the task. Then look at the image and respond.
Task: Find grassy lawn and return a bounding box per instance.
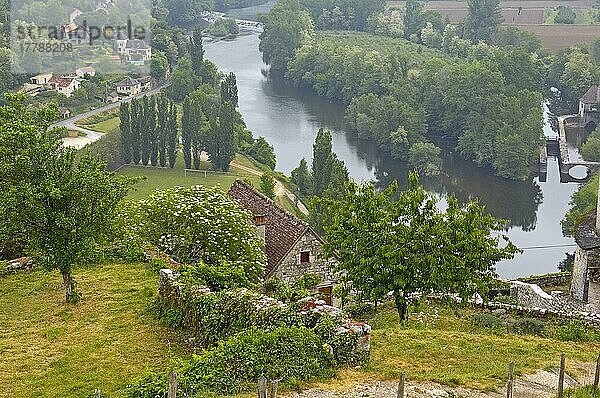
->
[354,302,600,391]
[82,116,120,134]
[118,154,262,200]
[0,263,182,398]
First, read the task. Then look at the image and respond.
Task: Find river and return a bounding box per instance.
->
[204,28,580,279]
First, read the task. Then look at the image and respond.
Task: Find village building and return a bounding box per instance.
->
[30,73,53,85]
[138,76,152,91]
[580,85,600,130]
[48,76,80,97]
[228,180,340,306]
[572,178,600,312]
[58,107,72,119]
[115,77,142,96]
[76,66,95,78]
[123,39,152,65]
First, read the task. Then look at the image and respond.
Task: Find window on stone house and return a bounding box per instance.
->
[300,251,310,263]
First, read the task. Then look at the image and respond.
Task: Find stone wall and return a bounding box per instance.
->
[510,281,584,312]
[519,272,571,288]
[572,246,588,301]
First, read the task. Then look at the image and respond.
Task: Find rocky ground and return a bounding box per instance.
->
[284,363,597,398]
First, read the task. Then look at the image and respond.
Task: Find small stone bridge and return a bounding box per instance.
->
[541,115,600,183]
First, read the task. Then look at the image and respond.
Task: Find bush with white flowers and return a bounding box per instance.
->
[131,185,266,285]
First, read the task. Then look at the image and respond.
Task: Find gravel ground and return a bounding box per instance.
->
[283,363,597,398]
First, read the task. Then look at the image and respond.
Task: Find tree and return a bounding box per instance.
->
[221,72,239,107]
[581,128,600,161]
[168,57,200,102]
[555,6,576,24]
[140,96,151,166]
[206,102,236,171]
[157,94,169,167]
[318,173,519,323]
[258,0,314,72]
[119,101,132,164]
[260,172,276,199]
[462,0,502,43]
[404,0,424,40]
[150,51,169,82]
[560,50,600,101]
[167,100,178,168]
[311,128,334,196]
[409,142,441,176]
[148,96,159,166]
[291,157,313,195]
[130,99,142,164]
[182,96,194,169]
[190,25,205,77]
[0,94,134,302]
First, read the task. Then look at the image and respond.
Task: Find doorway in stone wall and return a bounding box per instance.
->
[318,285,333,306]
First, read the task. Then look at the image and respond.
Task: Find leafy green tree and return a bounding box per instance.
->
[560,50,600,101]
[562,174,598,236]
[148,96,159,166]
[0,94,134,302]
[190,25,205,77]
[150,51,169,82]
[157,94,169,167]
[182,96,194,169]
[167,100,178,168]
[258,0,314,72]
[581,128,600,161]
[130,98,142,164]
[318,173,519,322]
[291,157,313,195]
[221,72,239,107]
[245,136,276,169]
[462,0,502,43]
[311,128,334,196]
[206,102,236,171]
[140,96,151,166]
[168,57,200,102]
[119,101,132,164]
[131,185,266,283]
[404,0,424,40]
[555,6,576,24]
[409,142,441,176]
[260,172,276,199]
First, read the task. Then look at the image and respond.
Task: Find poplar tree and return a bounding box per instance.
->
[130,99,141,165]
[119,102,132,164]
[216,102,236,171]
[167,100,178,168]
[140,96,151,166]
[311,128,334,196]
[157,94,168,167]
[190,25,205,77]
[220,72,239,107]
[148,96,159,166]
[182,96,193,169]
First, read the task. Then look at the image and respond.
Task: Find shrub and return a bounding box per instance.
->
[128,327,333,397]
[554,319,600,342]
[493,294,519,306]
[345,303,375,319]
[470,313,504,331]
[512,318,545,336]
[130,186,267,285]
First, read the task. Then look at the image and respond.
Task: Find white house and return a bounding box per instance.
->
[48,76,81,97]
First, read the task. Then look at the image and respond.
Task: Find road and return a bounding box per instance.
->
[53,84,168,149]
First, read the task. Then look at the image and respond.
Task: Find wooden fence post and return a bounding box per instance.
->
[258,377,267,398]
[269,380,278,398]
[506,362,515,398]
[595,353,600,390]
[397,372,405,398]
[168,370,177,398]
[558,353,566,398]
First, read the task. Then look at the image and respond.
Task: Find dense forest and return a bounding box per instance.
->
[260,0,547,180]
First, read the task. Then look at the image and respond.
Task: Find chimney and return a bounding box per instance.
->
[253,214,267,244]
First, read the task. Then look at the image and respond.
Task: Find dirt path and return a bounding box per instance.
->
[283,363,597,398]
[230,159,309,216]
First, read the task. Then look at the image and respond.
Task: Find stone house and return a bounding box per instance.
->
[115,77,142,96]
[572,178,600,312]
[228,180,340,306]
[579,85,600,130]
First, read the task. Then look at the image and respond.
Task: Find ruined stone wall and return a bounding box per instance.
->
[572,246,588,301]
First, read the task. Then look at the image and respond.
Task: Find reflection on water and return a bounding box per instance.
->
[204,31,579,279]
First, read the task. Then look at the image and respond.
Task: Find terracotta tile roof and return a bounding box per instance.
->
[49,76,76,88]
[116,76,140,87]
[581,85,600,104]
[574,212,600,250]
[228,179,315,275]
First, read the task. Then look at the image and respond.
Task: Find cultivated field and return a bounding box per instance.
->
[517,24,600,50]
